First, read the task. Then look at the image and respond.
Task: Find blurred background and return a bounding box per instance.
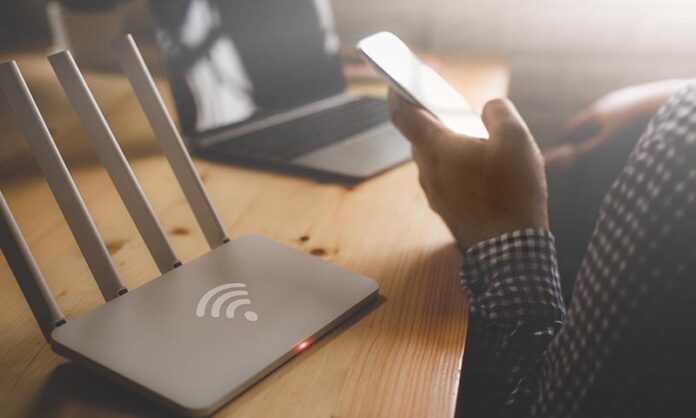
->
[3,0,696,143]
[336,0,696,141]
[2,0,695,297]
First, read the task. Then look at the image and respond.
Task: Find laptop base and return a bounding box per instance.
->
[197,123,411,183]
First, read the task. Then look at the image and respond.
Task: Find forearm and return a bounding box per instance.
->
[630,79,693,120]
[458,229,565,418]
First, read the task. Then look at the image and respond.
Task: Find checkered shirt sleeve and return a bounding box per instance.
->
[458,229,565,418]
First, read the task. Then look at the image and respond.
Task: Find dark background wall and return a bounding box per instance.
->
[0,1,50,50]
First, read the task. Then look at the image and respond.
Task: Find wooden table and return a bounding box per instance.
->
[0,51,508,418]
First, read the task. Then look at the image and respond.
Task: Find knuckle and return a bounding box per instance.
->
[416,161,438,188]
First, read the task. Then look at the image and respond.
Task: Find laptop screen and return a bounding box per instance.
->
[148,0,346,137]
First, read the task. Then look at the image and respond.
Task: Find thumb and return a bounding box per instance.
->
[480,98,530,142]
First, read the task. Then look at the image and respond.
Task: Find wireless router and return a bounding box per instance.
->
[0,35,378,417]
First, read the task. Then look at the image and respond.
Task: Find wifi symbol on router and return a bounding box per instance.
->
[196,283,258,321]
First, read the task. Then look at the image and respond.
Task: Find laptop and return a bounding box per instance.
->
[147,0,411,181]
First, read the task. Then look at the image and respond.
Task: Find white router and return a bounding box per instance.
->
[0,35,378,417]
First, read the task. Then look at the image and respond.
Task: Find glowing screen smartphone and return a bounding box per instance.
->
[357,31,489,139]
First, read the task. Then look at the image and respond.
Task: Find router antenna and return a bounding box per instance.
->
[0,61,126,301]
[48,51,182,273]
[112,34,229,249]
[0,191,66,341]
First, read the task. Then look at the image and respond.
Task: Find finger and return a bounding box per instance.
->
[410,142,422,162]
[545,129,610,169]
[560,111,602,145]
[409,145,437,205]
[480,98,530,142]
[573,129,611,156]
[388,88,450,149]
[561,109,593,135]
[410,143,437,185]
[543,144,579,169]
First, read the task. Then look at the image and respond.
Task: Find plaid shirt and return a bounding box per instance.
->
[458,82,696,418]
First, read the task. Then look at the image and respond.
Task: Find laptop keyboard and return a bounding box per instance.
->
[216,97,390,161]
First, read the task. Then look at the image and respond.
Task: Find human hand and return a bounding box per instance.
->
[388,89,548,250]
[544,79,689,169]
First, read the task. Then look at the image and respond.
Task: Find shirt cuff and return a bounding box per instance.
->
[460,228,565,323]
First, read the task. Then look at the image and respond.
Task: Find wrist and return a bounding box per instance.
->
[454,212,549,252]
[459,228,565,321]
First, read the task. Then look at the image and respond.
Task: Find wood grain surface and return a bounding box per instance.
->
[0,50,508,418]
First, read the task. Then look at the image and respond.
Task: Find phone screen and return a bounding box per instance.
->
[357,32,488,139]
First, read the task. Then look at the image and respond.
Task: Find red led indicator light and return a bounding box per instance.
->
[297,341,310,351]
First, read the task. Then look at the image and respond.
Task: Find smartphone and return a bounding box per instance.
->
[356,31,489,139]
